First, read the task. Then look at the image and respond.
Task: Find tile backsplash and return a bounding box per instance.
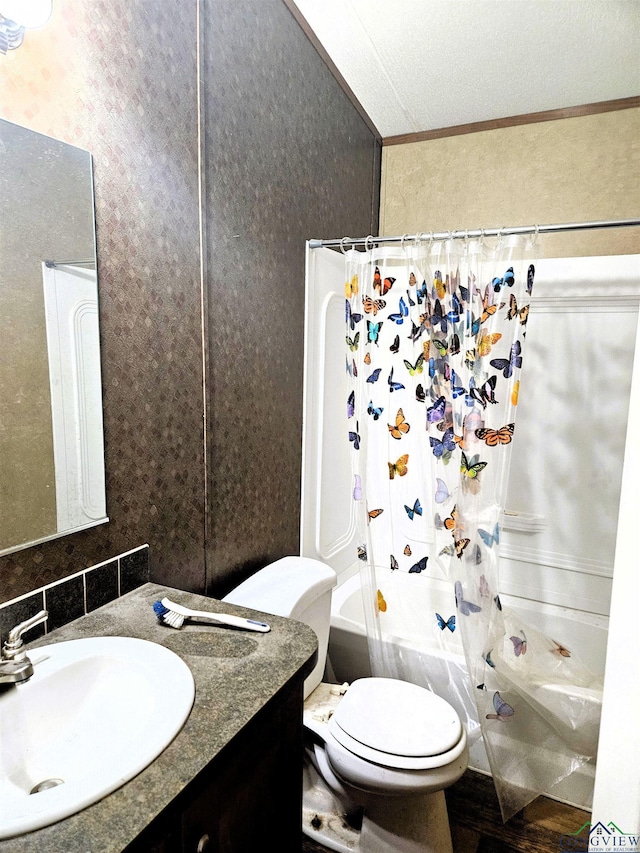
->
[0,545,149,646]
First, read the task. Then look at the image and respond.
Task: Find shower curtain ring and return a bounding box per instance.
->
[340,237,351,254]
[401,233,410,250]
[365,235,375,252]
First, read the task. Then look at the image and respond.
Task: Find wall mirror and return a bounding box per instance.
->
[0,118,107,557]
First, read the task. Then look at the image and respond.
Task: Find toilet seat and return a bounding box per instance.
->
[315,678,465,771]
[328,720,467,770]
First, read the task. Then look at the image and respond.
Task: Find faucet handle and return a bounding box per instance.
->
[3,610,48,660]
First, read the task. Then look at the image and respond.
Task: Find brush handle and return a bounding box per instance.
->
[161,598,270,633]
[194,611,271,633]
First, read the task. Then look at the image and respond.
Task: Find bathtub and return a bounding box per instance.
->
[326,567,606,810]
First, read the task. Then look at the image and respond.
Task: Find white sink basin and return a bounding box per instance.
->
[0,636,195,839]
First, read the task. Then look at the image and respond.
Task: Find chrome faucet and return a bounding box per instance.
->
[0,610,48,685]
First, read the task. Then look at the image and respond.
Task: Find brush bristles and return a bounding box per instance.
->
[160,608,185,628]
[153,600,185,629]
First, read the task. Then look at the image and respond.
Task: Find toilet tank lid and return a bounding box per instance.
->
[222,556,336,619]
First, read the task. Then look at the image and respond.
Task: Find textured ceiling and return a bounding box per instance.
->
[292,0,640,138]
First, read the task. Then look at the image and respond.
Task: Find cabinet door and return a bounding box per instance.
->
[144,831,181,853]
[182,685,303,853]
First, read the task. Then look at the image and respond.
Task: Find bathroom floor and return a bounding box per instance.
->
[300,769,590,853]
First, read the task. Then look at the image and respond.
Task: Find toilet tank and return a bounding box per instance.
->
[222,556,336,698]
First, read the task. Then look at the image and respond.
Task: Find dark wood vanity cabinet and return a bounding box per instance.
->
[126,681,304,853]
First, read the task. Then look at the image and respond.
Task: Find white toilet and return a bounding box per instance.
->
[223,557,468,853]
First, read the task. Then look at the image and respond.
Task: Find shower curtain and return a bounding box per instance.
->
[344,234,602,821]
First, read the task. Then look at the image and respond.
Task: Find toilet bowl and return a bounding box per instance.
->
[223,558,468,853]
[304,679,468,853]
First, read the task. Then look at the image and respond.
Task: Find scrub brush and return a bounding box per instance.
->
[153,597,270,633]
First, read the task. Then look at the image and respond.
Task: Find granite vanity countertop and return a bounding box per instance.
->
[0,583,318,853]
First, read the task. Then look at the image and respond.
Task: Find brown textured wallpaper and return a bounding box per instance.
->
[0,0,381,603]
[0,0,204,601]
[202,0,380,596]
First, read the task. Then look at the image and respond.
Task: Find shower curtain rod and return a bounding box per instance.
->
[44,259,95,268]
[307,217,640,250]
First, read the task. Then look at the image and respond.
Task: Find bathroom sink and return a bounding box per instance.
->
[0,635,195,839]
